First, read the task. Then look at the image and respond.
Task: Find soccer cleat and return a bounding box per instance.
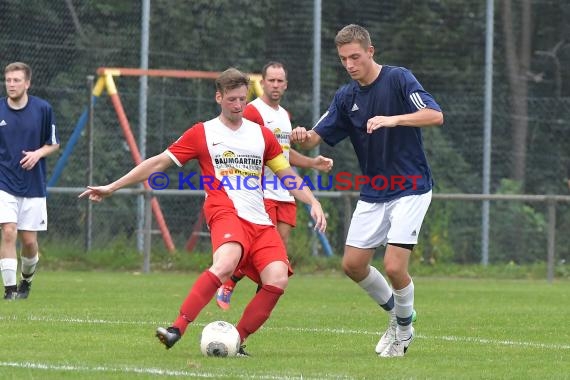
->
[376,309,416,354]
[216,285,234,310]
[237,345,250,357]
[156,326,181,349]
[375,317,397,354]
[3,289,16,300]
[379,327,414,358]
[16,280,32,299]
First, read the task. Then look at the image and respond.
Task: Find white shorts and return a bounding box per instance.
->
[0,190,48,231]
[346,191,432,249]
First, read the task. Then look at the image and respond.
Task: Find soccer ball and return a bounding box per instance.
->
[200,321,241,357]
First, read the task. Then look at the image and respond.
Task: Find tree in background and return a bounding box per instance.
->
[502,0,532,186]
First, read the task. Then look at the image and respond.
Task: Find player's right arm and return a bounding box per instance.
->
[262,126,326,232]
[274,165,326,232]
[79,152,173,202]
[289,149,333,172]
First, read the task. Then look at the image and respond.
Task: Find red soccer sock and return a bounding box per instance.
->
[236,284,284,342]
[173,270,221,335]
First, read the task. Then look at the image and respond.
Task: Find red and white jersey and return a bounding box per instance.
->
[243,98,294,202]
[166,117,285,226]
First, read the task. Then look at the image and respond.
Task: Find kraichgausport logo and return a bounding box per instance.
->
[147,171,423,192]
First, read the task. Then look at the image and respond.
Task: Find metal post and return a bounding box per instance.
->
[312,0,322,129]
[546,199,556,283]
[85,75,95,252]
[481,0,495,265]
[311,0,322,256]
[137,0,151,253]
[143,190,152,273]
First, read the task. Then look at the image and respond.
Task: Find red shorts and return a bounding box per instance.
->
[264,199,297,227]
[208,210,293,284]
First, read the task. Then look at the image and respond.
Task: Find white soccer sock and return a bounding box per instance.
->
[21,254,39,282]
[358,266,394,313]
[393,280,414,340]
[0,258,18,287]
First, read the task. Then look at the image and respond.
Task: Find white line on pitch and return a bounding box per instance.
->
[2,314,569,351]
[0,361,353,380]
[273,326,570,351]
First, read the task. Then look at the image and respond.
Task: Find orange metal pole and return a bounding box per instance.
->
[104,74,176,252]
[97,67,221,80]
[96,67,260,81]
[97,68,262,253]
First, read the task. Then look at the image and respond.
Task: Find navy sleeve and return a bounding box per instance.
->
[399,68,441,113]
[43,104,59,145]
[313,90,350,147]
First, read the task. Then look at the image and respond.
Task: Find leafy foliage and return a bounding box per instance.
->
[1,0,569,264]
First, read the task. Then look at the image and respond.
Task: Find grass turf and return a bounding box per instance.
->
[1,271,569,379]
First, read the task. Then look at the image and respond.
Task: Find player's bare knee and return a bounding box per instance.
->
[1,224,18,243]
[341,261,366,281]
[384,265,409,285]
[209,263,238,282]
[384,262,401,279]
[264,276,288,290]
[259,261,289,289]
[20,239,38,253]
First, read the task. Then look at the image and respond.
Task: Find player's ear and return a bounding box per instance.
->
[215,91,222,105]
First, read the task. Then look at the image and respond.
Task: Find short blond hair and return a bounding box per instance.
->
[335,24,372,50]
[215,68,249,94]
[5,62,32,81]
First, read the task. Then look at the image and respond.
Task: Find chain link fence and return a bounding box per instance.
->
[1,0,569,267]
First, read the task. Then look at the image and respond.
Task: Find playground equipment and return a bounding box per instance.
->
[50,67,331,256]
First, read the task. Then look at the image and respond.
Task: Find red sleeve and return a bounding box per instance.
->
[243,103,264,126]
[167,123,206,166]
[261,125,283,162]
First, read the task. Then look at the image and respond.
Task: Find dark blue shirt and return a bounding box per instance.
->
[0,95,59,197]
[314,65,441,202]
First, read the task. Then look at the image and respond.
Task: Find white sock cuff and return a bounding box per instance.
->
[358,266,381,288]
[0,258,18,271]
[393,279,414,297]
[21,254,39,266]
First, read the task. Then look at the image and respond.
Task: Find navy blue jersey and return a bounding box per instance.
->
[0,95,59,197]
[314,65,441,202]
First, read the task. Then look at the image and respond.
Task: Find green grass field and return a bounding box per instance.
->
[1,271,569,379]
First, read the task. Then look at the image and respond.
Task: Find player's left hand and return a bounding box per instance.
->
[20,150,42,170]
[366,116,398,133]
[313,155,333,172]
[309,200,327,232]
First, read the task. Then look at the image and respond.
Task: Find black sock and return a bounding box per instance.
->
[231,274,243,283]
